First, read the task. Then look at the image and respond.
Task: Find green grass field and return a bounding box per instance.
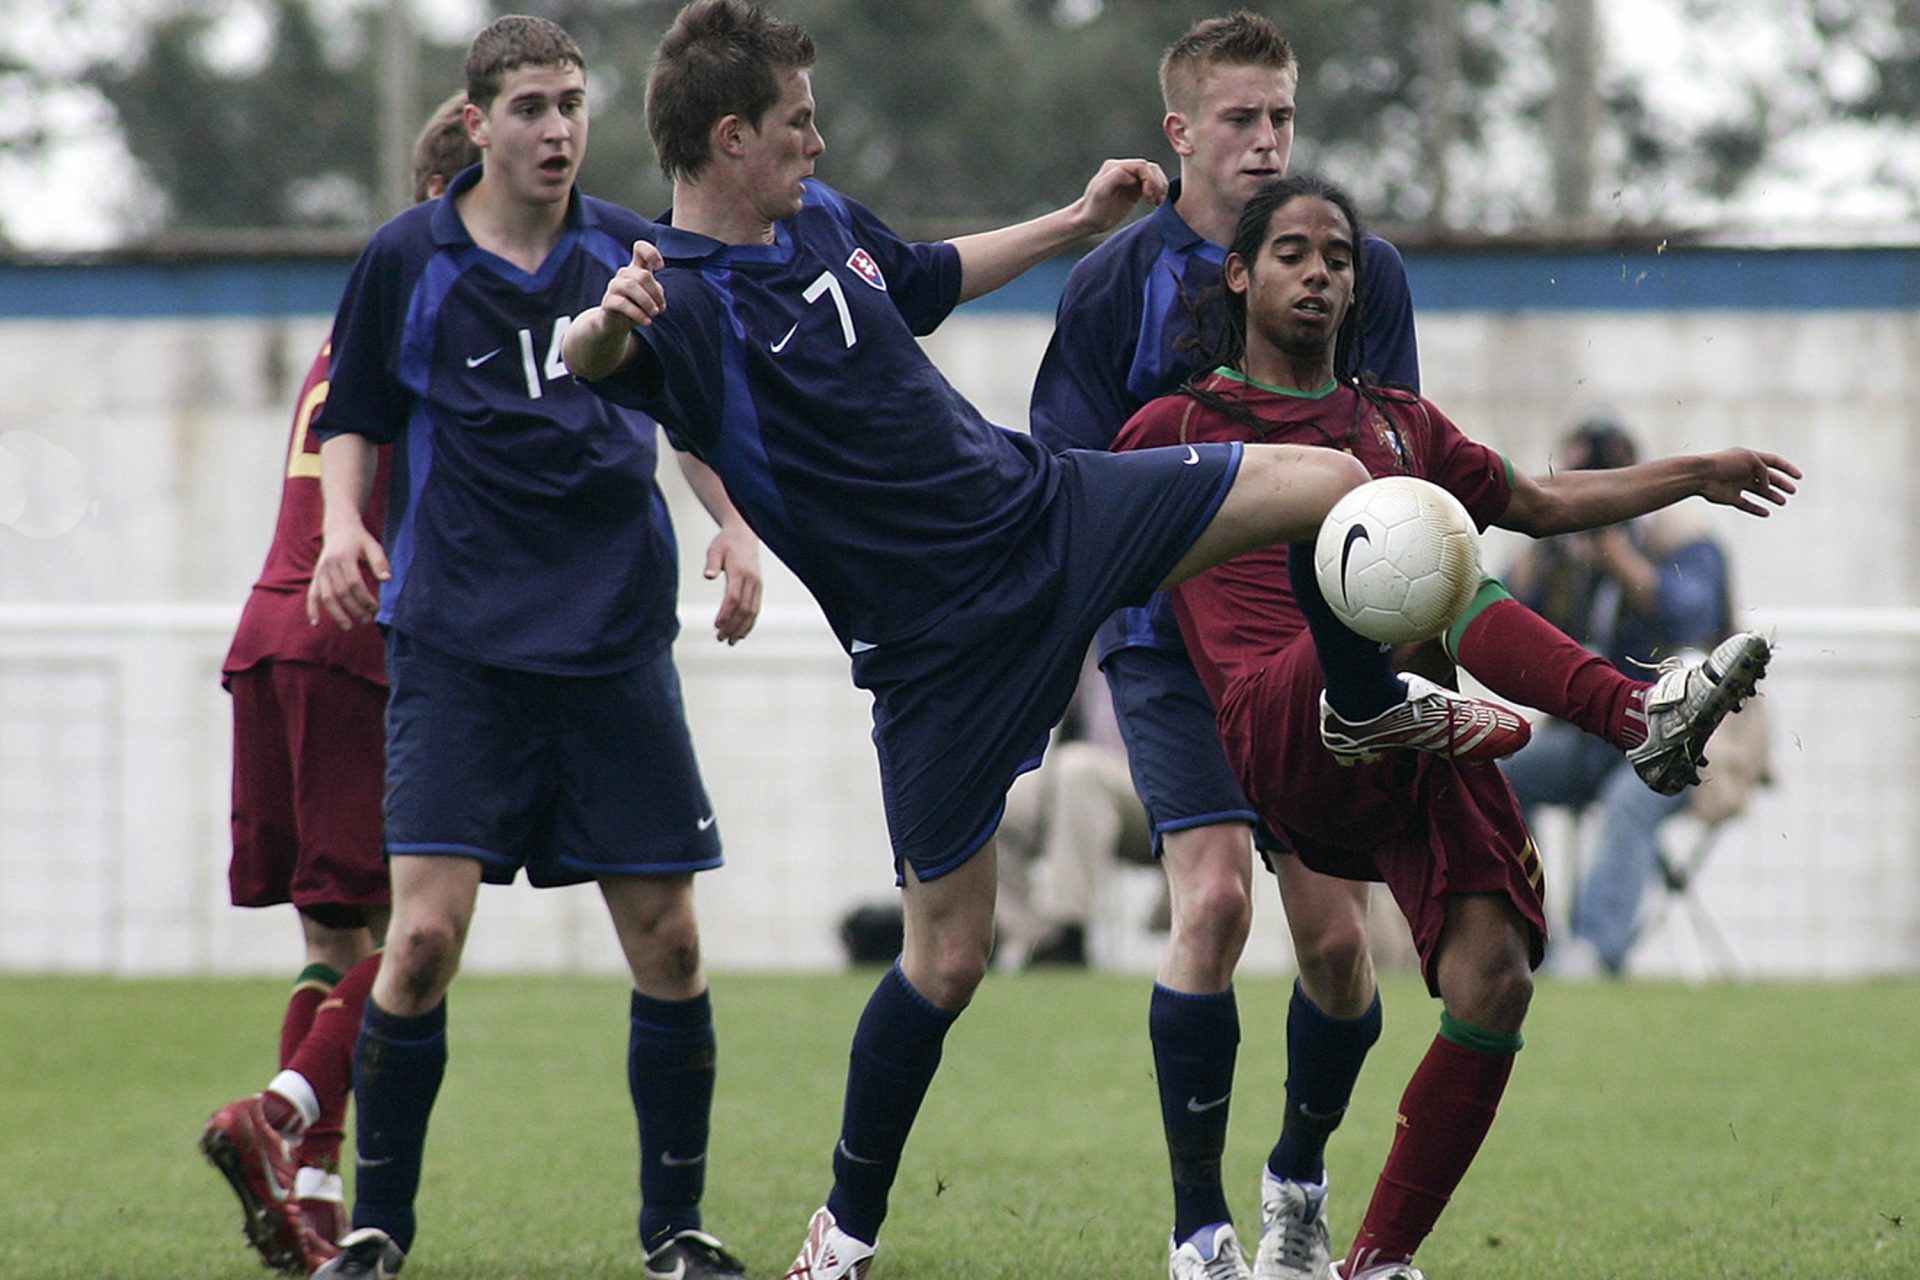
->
[3,971,1914,1279]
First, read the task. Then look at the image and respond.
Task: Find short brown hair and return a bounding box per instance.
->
[1159,11,1296,116]
[410,91,479,203]
[466,15,585,111]
[646,0,816,182]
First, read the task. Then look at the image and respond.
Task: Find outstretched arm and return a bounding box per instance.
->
[564,240,667,381]
[948,158,1168,304]
[675,452,763,645]
[1500,448,1800,538]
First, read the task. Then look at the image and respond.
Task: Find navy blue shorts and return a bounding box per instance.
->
[1100,642,1285,855]
[850,442,1240,881]
[384,631,721,886]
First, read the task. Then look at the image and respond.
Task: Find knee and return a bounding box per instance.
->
[1292,445,1369,514]
[1323,446,1370,490]
[628,893,699,950]
[902,911,992,1011]
[299,918,376,974]
[1292,911,1374,1001]
[1452,954,1534,1034]
[913,939,989,1011]
[1488,959,1535,1028]
[639,918,704,987]
[383,914,465,1005]
[612,887,705,990]
[1171,867,1254,961]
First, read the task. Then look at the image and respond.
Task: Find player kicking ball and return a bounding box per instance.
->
[1113,173,1795,1280]
[562,5,1554,1278]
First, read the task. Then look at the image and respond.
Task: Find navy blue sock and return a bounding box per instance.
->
[630,988,716,1252]
[1149,983,1239,1242]
[825,962,958,1246]
[1267,979,1383,1184]
[349,997,448,1253]
[1287,542,1404,721]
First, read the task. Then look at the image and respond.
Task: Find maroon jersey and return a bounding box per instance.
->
[1114,375,1544,984]
[223,342,391,685]
[1112,373,1512,710]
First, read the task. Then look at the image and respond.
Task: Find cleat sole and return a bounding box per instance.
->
[1632,636,1772,795]
[200,1127,305,1274]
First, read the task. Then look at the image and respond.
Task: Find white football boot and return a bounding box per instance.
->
[1626,631,1771,795]
[782,1206,875,1280]
[1321,673,1530,766]
[1170,1221,1253,1280]
[1254,1171,1334,1279]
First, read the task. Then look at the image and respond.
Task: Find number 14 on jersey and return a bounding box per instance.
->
[515,316,570,400]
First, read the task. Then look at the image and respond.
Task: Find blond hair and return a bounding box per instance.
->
[1159,11,1296,116]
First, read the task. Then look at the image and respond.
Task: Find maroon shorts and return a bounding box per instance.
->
[228,661,389,921]
[1218,635,1546,991]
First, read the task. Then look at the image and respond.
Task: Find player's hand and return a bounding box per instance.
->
[703,523,763,645]
[564,240,665,380]
[308,521,390,630]
[599,239,668,330]
[1076,158,1170,236]
[1699,449,1800,516]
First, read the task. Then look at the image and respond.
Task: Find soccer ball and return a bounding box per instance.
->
[1311,475,1482,644]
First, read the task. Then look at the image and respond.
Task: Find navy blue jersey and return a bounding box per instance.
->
[315,168,679,675]
[588,181,1060,653]
[1030,181,1420,654]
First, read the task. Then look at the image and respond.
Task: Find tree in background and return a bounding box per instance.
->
[85,0,468,231]
[9,0,1920,245]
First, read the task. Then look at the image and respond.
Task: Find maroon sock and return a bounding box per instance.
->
[1342,1034,1515,1273]
[289,952,382,1170]
[279,982,331,1068]
[1454,599,1650,748]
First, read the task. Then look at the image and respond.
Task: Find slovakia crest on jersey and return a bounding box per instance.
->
[846,247,887,291]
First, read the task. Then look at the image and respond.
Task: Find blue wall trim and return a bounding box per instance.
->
[0,261,354,319]
[1405,245,1920,313]
[957,244,1920,315]
[3,245,1917,319]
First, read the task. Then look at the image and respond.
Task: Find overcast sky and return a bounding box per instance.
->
[0,0,487,248]
[2,0,1914,249]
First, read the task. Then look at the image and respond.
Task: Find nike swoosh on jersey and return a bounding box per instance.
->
[770,323,799,353]
[1183,445,1200,465]
[697,814,717,831]
[464,348,502,368]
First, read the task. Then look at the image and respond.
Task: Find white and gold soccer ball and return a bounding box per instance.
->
[1311,475,1482,644]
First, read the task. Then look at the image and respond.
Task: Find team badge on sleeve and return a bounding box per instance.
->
[847,247,888,291]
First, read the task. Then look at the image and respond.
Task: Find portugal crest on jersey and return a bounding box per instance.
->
[1370,411,1410,470]
[847,247,888,291]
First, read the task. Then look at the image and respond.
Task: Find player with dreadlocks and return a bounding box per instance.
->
[1114,173,1795,1280]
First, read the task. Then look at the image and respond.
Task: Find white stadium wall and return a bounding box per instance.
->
[1,246,1916,978]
